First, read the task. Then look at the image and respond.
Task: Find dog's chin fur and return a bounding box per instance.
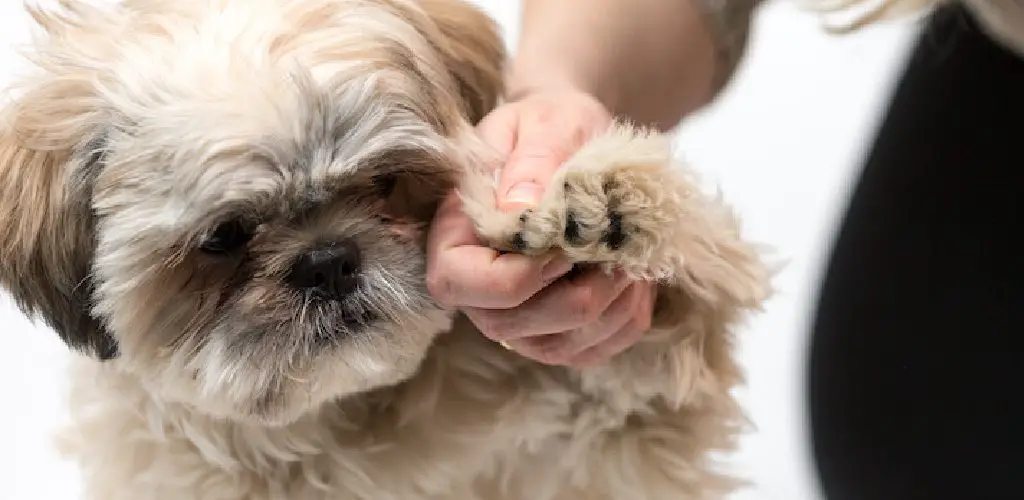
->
[0,1,773,499]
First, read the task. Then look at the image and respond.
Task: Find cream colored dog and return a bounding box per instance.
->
[0,1,770,499]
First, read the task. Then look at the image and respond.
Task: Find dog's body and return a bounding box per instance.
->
[0,1,770,499]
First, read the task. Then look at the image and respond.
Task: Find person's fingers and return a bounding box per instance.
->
[499,334,559,364]
[475,105,519,157]
[568,284,656,366]
[559,281,647,354]
[569,319,650,367]
[502,280,644,365]
[428,247,571,309]
[495,101,610,211]
[466,268,630,342]
[426,191,485,249]
[426,194,573,309]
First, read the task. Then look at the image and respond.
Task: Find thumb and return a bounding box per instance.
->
[496,131,573,212]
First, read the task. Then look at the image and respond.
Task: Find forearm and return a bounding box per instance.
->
[507,0,762,131]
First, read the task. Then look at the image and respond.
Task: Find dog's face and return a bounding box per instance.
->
[0,0,503,425]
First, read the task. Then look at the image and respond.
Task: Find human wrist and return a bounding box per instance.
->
[505,0,759,130]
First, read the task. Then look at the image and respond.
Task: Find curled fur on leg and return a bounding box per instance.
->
[457,121,774,498]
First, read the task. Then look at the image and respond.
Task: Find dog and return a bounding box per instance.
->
[0,0,771,498]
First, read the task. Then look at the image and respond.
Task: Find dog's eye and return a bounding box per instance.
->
[198,219,252,255]
[373,174,398,198]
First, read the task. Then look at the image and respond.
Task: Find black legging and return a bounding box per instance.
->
[808,4,1024,499]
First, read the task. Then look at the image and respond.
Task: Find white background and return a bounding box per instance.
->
[0,1,924,499]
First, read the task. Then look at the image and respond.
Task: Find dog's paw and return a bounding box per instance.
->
[465,122,698,281]
[500,161,666,262]
[459,119,768,302]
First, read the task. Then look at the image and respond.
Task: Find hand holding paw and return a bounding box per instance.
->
[426,88,657,366]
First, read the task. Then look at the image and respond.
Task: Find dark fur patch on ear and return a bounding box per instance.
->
[0,2,122,361]
[3,219,120,361]
[67,139,119,359]
[0,130,119,361]
[9,272,120,360]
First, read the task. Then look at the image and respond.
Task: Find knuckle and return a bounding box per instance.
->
[568,286,600,324]
[425,271,454,306]
[475,314,517,341]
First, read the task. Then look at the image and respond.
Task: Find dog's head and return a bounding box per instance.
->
[0,0,503,425]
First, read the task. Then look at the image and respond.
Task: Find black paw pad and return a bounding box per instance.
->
[510,232,527,251]
[600,211,627,250]
[564,211,584,246]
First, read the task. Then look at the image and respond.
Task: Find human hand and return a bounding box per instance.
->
[426,88,657,366]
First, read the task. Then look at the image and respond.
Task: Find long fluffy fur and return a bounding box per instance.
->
[0,1,771,499]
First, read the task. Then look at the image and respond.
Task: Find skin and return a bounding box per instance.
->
[426,0,721,366]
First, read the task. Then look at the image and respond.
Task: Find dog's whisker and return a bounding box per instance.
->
[298,290,312,326]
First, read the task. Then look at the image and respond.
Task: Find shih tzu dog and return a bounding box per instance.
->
[0,0,771,499]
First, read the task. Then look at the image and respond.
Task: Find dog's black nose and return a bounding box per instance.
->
[287,239,361,300]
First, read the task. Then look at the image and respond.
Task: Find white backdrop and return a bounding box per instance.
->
[0,1,923,499]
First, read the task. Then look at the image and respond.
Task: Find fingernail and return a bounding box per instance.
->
[542,256,574,282]
[504,181,543,207]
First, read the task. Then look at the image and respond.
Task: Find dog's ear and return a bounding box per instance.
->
[0,10,118,360]
[416,0,506,124]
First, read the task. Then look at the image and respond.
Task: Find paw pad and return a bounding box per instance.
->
[464,122,692,277]
[502,171,641,265]
[600,212,626,251]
